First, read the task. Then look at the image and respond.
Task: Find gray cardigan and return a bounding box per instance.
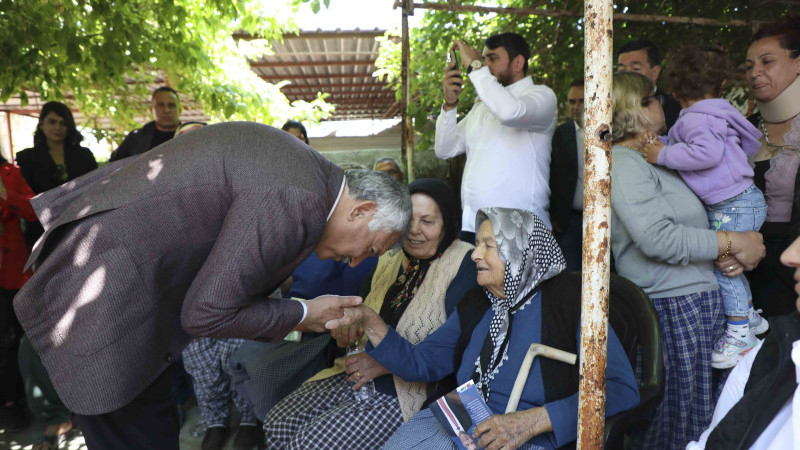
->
[610,144,719,298]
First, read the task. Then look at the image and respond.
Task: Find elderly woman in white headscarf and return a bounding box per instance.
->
[329,207,639,450]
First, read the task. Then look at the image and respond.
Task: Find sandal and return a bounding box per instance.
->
[31,433,59,450]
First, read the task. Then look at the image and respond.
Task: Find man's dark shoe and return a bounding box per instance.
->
[233,424,264,450]
[201,426,230,450]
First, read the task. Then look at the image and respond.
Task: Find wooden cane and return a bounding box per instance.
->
[505,343,577,413]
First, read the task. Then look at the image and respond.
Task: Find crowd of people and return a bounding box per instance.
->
[0,16,797,450]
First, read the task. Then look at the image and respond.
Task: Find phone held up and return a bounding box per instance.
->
[446,48,459,70]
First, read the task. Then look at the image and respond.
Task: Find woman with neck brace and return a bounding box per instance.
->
[745,18,800,318]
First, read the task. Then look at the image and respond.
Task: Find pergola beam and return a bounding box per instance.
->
[250,60,375,68]
[280,82,389,90]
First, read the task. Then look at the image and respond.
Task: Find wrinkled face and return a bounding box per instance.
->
[316,209,400,268]
[567,85,585,126]
[151,91,181,131]
[286,127,307,143]
[404,193,444,260]
[617,49,661,85]
[641,93,666,135]
[39,112,68,144]
[375,161,403,183]
[746,37,800,103]
[483,46,515,87]
[472,219,506,298]
[779,235,800,314]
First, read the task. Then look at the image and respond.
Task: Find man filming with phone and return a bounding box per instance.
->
[435,32,557,244]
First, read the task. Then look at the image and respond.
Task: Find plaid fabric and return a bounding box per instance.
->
[182,337,257,425]
[263,373,403,450]
[630,289,724,450]
[229,334,332,419]
[384,408,547,450]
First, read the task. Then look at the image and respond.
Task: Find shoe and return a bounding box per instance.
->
[711,330,758,369]
[233,424,265,450]
[201,426,230,450]
[749,309,769,335]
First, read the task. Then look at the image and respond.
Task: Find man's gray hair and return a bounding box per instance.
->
[345,169,411,238]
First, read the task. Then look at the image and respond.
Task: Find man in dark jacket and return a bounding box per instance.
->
[549,78,584,272]
[617,39,681,131]
[14,123,411,449]
[110,86,182,161]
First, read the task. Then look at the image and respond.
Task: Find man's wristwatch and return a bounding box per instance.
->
[467,59,482,73]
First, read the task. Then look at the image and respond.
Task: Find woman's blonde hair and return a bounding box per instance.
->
[612,72,656,142]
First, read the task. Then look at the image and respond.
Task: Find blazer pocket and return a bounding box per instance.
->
[41,245,155,357]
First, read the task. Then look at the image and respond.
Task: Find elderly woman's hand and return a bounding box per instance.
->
[724,231,766,271]
[715,255,745,277]
[473,407,552,450]
[331,325,361,348]
[326,304,389,348]
[344,351,389,389]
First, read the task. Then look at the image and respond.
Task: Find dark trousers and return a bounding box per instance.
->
[18,336,71,424]
[0,289,23,405]
[76,365,179,450]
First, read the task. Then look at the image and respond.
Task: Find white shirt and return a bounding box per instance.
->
[434,66,557,232]
[687,339,800,450]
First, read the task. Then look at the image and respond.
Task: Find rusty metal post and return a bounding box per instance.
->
[400,0,415,182]
[577,0,613,447]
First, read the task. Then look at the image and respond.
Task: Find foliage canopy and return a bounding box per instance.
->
[374,0,795,151]
[0,0,332,138]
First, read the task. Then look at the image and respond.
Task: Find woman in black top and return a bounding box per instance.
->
[15,101,97,248]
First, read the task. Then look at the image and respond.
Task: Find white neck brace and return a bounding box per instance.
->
[758,75,800,123]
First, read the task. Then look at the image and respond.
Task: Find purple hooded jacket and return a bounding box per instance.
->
[656,98,762,205]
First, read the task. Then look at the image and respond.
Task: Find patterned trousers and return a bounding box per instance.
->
[629,289,724,450]
[182,337,257,426]
[263,373,403,449]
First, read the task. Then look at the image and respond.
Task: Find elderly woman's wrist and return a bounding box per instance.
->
[717,230,732,259]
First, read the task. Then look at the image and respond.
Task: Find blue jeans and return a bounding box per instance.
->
[706,185,767,317]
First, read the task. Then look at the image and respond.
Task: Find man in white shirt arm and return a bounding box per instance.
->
[687,236,800,450]
[435,32,557,244]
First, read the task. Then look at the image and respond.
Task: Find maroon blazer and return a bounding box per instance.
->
[14,122,344,414]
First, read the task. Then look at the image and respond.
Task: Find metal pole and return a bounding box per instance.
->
[577,0,613,447]
[400,0,415,182]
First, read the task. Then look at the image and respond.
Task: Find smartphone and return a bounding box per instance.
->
[446,48,459,70]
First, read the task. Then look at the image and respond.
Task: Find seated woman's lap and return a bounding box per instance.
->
[263,373,403,449]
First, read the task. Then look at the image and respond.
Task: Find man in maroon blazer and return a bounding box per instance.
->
[14,122,412,449]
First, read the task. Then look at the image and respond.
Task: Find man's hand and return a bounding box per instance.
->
[473,408,552,450]
[442,65,463,110]
[453,39,482,69]
[297,295,362,333]
[331,325,361,348]
[344,351,389,389]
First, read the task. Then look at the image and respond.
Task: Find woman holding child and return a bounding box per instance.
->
[610,71,765,450]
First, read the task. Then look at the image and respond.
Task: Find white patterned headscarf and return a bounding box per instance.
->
[471,207,567,400]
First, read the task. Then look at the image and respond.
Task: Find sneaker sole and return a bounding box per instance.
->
[711,346,756,369]
[750,320,769,335]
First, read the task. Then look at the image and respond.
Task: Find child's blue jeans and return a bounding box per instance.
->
[706,184,767,317]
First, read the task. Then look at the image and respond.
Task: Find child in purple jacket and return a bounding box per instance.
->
[642,46,767,370]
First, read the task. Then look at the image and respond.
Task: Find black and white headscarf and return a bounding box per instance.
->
[471,207,567,400]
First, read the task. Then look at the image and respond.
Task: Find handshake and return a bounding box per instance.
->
[295,295,370,333]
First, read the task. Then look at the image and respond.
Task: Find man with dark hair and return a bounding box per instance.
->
[436,32,557,244]
[549,78,585,272]
[617,39,681,130]
[111,86,183,161]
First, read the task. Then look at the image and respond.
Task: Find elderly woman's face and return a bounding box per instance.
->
[472,220,506,298]
[746,37,800,103]
[404,193,444,260]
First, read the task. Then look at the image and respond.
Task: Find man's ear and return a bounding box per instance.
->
[512,54,525,74]
[651,64,662,82]
[347,199,377,221]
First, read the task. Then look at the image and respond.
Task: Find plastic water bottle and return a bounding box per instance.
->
[346,343,375,401]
